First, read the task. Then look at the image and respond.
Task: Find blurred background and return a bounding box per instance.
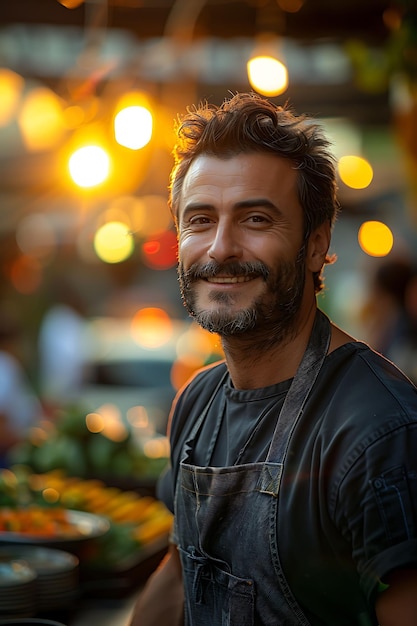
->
[0,0,417,470]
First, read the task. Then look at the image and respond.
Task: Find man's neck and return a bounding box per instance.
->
[220,306,319,390]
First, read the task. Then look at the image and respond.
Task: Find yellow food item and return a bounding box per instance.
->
[1,468,174,548]
[0,506,79,537]
[133,510,173,544]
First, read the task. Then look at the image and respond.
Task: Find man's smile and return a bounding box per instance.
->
[206,275,255,284]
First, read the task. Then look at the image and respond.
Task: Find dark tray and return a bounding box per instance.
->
[79,534,169,598]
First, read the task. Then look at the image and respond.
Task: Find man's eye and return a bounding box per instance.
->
[189,216,211,225]
[247,215,268,223]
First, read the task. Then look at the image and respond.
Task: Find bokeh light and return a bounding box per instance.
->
[86,412,105,434]
[94,221,134,264]
[16,214,57,260]
[131,307,173,349]
[99,204,132,232]
[338,155,374,189]
[69,145,110,188]
[9,255,42,294]
[18,86,66,151]
[358,220,394,257]
[383,7,402,30]
[143,437,170,459]
[63,105,86,129]
[171,323,224,389]
[0,68,24,126]
[176,323,219,360]
[114,105,153,150]
[103,196,137,232]
[247,56,288,96]
[170,355,205,390]
[142,230,178,270]
[93,404,128,442]
[131,195,173,237]
[127,406,150,430]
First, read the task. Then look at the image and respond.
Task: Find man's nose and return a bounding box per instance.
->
[207,223,243,263]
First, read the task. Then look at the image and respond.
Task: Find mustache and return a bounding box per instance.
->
[180,261,270,282]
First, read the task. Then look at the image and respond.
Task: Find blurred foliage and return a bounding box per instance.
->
[346,0,417,93]
[7,403,168,482]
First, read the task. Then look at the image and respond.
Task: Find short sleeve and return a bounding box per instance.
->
[335,422,417,605]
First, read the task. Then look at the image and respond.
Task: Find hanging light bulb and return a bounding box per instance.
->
[114,105,153,150]
[113,91,153,150]
[247,54,288,96]
[247,30,289,97]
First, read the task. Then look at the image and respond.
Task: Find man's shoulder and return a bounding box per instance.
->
[318,340,417,430]
[326,340,416,390]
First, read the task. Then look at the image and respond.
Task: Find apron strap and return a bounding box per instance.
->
[266,309,331,462]
[181,369,228,465]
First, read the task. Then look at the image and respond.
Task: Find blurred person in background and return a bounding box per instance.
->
[130,92,417,626]
[360,256,417,383]
[0,306,42,466]
[399,270,417,382]
[38,280,88,408]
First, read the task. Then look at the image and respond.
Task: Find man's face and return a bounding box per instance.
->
[176,153,311,340]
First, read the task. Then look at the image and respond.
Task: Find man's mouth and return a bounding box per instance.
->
[181,261,269,287]
[206,275,254,284]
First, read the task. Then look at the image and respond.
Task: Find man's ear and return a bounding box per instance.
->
[306,221,331,273]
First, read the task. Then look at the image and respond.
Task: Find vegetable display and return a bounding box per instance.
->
[0,466,173,567]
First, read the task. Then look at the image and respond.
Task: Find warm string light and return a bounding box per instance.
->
[246,0,295,97]
[358,221,394,257]
[247,54,288,96]
[338,155,374,190]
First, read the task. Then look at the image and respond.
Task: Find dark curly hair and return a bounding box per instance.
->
[169,92,339,293]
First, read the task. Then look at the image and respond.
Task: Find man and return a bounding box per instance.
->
[130,92,417,625]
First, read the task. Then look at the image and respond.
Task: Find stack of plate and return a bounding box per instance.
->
[0,547,79,612]
[0,559,37,619]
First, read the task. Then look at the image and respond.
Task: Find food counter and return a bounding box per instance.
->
[0,467,171,625]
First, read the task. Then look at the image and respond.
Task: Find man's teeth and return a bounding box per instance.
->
[206,276,252,284]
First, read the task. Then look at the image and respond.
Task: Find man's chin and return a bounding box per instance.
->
[191,307,257,336]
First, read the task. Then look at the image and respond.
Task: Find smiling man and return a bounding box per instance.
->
[177,154,308,343]
[129,92,417,626]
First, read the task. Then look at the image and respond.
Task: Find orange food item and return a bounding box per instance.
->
[0,506,79,537]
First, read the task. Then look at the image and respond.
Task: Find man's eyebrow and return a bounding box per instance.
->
[183,202,215,213]
[234,198,281,212]
[182,198,281,214]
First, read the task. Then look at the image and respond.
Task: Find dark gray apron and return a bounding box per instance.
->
[173,310,331,625]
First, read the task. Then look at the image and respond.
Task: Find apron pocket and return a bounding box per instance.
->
[180,546,255,626]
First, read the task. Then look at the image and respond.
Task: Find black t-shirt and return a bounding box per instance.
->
[158,340,417,625]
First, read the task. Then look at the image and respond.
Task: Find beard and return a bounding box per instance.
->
[177,246,306,342]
